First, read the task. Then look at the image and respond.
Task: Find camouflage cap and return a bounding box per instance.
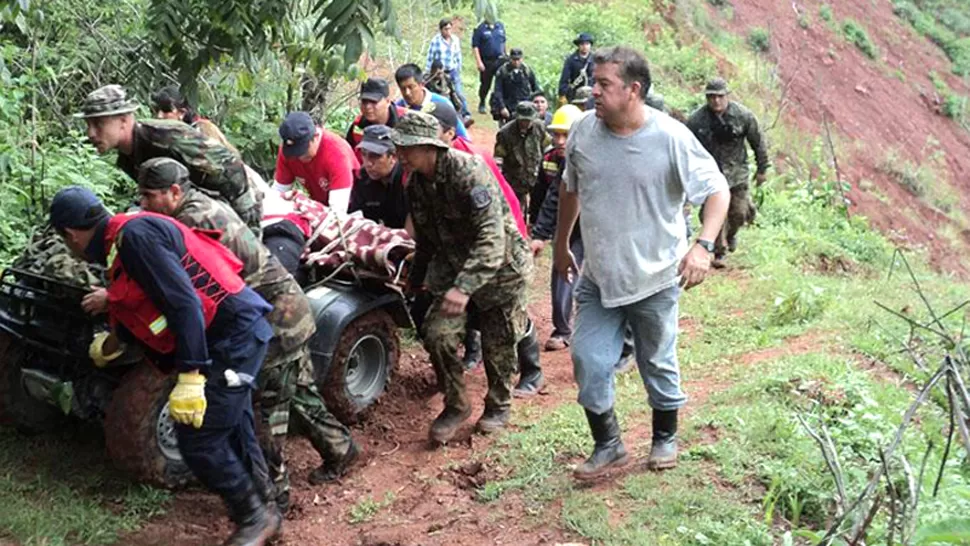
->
[514,101,537,120]
[704,78,730,96]
[74,85,140,119]
[390,112,450,149]
[571,86,593,105]
[137,157,190,190]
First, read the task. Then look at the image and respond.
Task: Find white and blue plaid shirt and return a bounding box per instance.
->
[426,33,462,73]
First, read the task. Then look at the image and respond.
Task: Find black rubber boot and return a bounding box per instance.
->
[475,406,511,434]
[513,321,544,397]
[462,330,483,371]
[308,439,360,485]
[429,405,472,444]
[574,408,630,481]
[223,488,282,546]
[647,409,678,471]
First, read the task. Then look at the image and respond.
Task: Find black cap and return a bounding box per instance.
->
[50,186,109,231]
[360,78,390,102]
[427,101,460,130]
[510,48,523,59]
[357,125,395,155]
[279,112,316,158]
[574,32,594,45]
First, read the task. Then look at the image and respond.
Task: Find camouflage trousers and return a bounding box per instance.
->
[290,381,353,466]
[255,354,353,499]
[421,283,529,413]
[702,183,754,257]
[254,358,298,501]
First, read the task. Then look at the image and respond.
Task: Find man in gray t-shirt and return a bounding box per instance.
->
[554,46,730,480]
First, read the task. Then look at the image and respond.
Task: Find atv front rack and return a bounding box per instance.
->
[0,267,99,358]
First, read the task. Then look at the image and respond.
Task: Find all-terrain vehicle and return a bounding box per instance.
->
[0,237,410,488]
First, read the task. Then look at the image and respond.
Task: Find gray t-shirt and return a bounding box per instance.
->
[564,106,728,308]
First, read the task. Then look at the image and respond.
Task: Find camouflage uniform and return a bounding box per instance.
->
[687,87,769,256]
[396,115,533,416]
[425,72,465,118]
[139,159,349,502]
[494,102,548,220]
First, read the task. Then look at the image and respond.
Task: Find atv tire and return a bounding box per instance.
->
[104,360,193,489]
[319,310,399,425]
[0,333,65,434]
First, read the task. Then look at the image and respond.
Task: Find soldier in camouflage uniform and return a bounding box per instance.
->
[134,158,359,505]
[494,101,549,225]
[75,85,263,236]
[392,113,532,444]
[687,78,769,267]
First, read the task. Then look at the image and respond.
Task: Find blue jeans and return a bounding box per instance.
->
[551,237,584,338]
[448,68,470,116]
[572,279,686,414]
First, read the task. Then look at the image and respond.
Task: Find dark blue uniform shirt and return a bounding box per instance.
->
[558,52,594,99]
[86,215,271,374]
[472,22,506,60]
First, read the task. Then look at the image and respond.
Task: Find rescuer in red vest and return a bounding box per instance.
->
[50,186,281,546]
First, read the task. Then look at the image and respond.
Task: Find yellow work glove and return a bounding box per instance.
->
[88,331,124,368]
[168,373,207,429]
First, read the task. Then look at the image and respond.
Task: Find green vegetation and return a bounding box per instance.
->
[747,27,771,53]
[0,426,171,544]
[843,19,879,59]
[348,491,396,524]
[893,0,970,75]
[819,4,833,23]
[879,140,958,214]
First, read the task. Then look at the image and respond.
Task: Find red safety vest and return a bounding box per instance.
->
[104,212,246,354]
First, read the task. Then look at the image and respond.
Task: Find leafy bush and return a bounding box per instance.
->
[769,285,829,326]
[747,27,770,53]
[943,92,968,120]
[819,4,833,22]
[842,19,878,59]
[893,0,970,75]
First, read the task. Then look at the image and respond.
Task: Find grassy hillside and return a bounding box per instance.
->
[2,0,970,544]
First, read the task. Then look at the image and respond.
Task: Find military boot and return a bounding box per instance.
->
[573,408,630,481]
[308,439,360,485]
[429,405,472,444]
[513,321,544,397]
[223,488,282,546]
[476,406,511,434]
[462,330,483,371]
[647,409,678,470]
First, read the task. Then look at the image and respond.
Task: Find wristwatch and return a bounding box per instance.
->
[696,239,715,253]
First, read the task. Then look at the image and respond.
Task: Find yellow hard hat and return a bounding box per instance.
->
[548,104,583,133]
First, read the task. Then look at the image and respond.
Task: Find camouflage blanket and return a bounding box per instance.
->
[12,227,103,288]
[285,192,415,282]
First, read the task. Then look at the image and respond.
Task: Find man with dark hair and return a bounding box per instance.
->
[51,185,281,545]
[274,111,360,215]
[150,85,238,156]
[558,33,595,104]
[349,125,409,229]
[687,78,770,267]
[425,17,470,118]
[532,91,552,126]
[77,85,262,235]
[394,63,469,139]
[134,157,358,503]
[490,48,539,125]
[345,78,407,163]
[471,13,507,114]
[554,46,730,479]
